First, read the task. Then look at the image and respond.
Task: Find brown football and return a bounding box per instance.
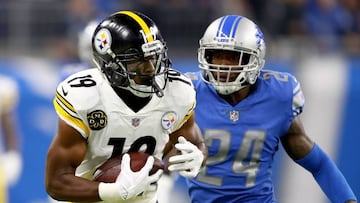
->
[93,152,164,183]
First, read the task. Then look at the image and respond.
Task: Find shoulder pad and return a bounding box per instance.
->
[56,69,104,110]
[184,72,200,81]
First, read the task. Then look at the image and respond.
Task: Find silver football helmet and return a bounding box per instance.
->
[198,15,266,95]
[78,20,98,66]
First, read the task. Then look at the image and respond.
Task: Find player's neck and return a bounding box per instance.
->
[219,85,252,105]
[113,87,152,112]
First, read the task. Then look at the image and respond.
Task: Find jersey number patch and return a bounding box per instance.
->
[108,136,157,158]
[67,75,96,87]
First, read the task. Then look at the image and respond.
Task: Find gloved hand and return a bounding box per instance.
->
[98,153,163,201]
[168,136,204,178]
[0,151,22,186]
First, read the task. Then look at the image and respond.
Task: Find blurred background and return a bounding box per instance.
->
[0,0,359,202]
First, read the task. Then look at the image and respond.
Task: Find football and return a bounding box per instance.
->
[93,152,164,183]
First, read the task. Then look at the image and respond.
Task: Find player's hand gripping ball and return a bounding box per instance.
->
[93,152,164,183]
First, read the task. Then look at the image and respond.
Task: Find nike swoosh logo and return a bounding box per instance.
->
[62,86,68,96]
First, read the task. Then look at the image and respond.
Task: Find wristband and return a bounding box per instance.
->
[98,182,128,201]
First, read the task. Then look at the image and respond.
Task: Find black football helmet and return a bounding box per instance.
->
[92,11,171,97]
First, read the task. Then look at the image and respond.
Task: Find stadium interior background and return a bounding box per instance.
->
[0,0,359,202]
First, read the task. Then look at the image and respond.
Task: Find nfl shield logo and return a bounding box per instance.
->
[229,110,239,122]
[132,118,140,127]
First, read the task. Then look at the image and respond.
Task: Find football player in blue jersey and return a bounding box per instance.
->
[59,19,99,81]
[184,15,357,203]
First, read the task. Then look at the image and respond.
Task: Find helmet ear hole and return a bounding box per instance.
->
[239,76,246,83]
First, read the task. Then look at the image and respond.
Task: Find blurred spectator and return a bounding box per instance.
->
[66,0,96,41]
[132,0,217,57]
[46,0,97,63]
[59,19,99,81]
[0,74,22,203]
[303,0,355,52]
[245,0,308,52]
[340,0,360,55]
[0,0,359,66]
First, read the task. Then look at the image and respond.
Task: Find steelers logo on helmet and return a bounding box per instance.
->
[94,28,112,55]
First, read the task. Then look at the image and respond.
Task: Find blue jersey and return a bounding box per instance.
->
[186,70,305,203]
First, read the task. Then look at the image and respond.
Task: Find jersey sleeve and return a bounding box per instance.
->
[53,81,90,138]
[53,70,101,138]
[175,98,196,132]
[169,71,197,132]
[0,76,19,113]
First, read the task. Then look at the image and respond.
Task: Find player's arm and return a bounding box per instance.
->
[0,78,22,186]
[164,113,206,158]
[2,110,19,151]
[164,113,207,178]
[46,118,163,202]
[281,117,357,203]
[45,118,101,202]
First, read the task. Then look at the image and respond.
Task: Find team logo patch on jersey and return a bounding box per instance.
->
[87,110,107,130]
[229,110,239,122]
[161,111,177,130]
[94,28,112,55]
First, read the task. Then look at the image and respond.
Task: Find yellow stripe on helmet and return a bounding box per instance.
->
[116,11,154,42]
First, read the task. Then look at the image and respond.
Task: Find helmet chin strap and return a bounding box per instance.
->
[119,78,163,98]
[214,84,244,95]
[119,86,152,98]
[124,79,153,98]
[213,73,253,95]
[121,76,165,98]
[152,79,164,97]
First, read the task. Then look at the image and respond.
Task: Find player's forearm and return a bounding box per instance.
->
[46,174,101,202]
[196,141,208,167]
[295,144,357,203]
[2,112,19,151]
[192,122,207,167]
